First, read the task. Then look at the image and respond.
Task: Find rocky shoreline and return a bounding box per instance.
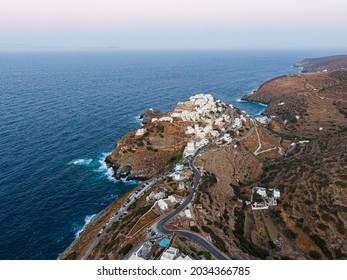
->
[61,55,347,260]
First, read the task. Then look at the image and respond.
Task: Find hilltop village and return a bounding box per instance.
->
[60,56,347,260]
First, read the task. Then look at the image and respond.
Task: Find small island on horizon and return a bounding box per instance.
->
[60,55,347,260]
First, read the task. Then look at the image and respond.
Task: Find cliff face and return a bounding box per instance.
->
[243,70,347,138]
[106,121,191,180]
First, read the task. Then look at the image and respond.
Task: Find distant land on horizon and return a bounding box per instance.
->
[295,55,347,72]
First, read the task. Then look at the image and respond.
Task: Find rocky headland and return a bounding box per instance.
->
[294,55,347,72]
[61,55,347,260]
[243,61,347,138]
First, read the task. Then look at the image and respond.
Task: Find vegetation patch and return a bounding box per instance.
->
[118,243,134,256]
[310,234,333,259]
[232,207,269,259]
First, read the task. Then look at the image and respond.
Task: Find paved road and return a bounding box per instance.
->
[155,110,262,260]
[82,108,252,260]
[156,148,231,260]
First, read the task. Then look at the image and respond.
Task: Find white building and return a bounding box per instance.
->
[159,116,173,123]
[203,125,213,134]
[154,192,166,200]
[171,112,181,119]
[256,187,267,197]
[160,247,179,260]
[176,255,193,260]
[174,171,181,180]
[210,130,219,137]
[178,181,185,190]
[129,255,145,260]
[233,118,242,129]
[185,141,195,156]
[168,195,176,203]
[186,126,195,134]
[222,133,232,142]
[146,191,155,202]
[136,128,146,136]
[175,162,183,171]
[129,244,147,260]
[157,199,168,211]
[214,117,224,126]
[273,188,280,198]
[184,209,192,219]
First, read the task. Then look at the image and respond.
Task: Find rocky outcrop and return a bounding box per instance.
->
[140,109,163,125]
[105,121,191,181]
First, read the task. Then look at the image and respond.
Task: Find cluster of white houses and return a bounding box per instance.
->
[135,94,247,158]
[170,94,219,122]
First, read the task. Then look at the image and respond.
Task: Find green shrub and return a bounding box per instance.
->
[119,243,133,256]
[203,251,212,260]
[190,226,200,233]
[309,250,322,260]
[310,234,333,259]
[201,225,212,233]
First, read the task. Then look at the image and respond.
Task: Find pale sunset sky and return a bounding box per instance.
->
[0,0,346,49]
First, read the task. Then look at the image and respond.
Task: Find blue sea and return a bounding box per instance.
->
[0,49,343,259]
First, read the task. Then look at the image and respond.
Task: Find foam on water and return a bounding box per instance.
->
[133,115,143,124]
[94,152,139,185]
[75,214,97,238]
[95,152,116,182]
[71,158,93,166]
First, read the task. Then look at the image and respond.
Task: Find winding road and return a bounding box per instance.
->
[81,108,258,260]
[155,148,230,260]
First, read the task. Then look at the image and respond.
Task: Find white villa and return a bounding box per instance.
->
[174,171,181,180]
[158,116,173,123]
[233,118,242,129]
[184,209,192,219]
[257,187,267,197]
[178,181,185,190]
[160,247,179,260]
[184,141,195,157]
[157,199,168,211]
[251,187,281,210]
[175,162,183,171]
[136,128,146,136]
[273,188,280,198]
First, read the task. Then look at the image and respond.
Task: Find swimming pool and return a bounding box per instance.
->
[159,238,170,247]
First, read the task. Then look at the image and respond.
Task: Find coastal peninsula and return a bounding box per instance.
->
[60,55,347,260]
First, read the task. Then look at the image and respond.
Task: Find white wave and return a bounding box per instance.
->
[94,151,140,185]
[75,214,97,238]
[71,158,93,166]
[134,115,144,127]
[237,88,258,101]
[95,152,117,182]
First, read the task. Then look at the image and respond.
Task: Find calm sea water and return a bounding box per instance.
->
[0,49,342,259]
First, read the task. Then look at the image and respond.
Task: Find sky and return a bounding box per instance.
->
[0,0,346,50]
